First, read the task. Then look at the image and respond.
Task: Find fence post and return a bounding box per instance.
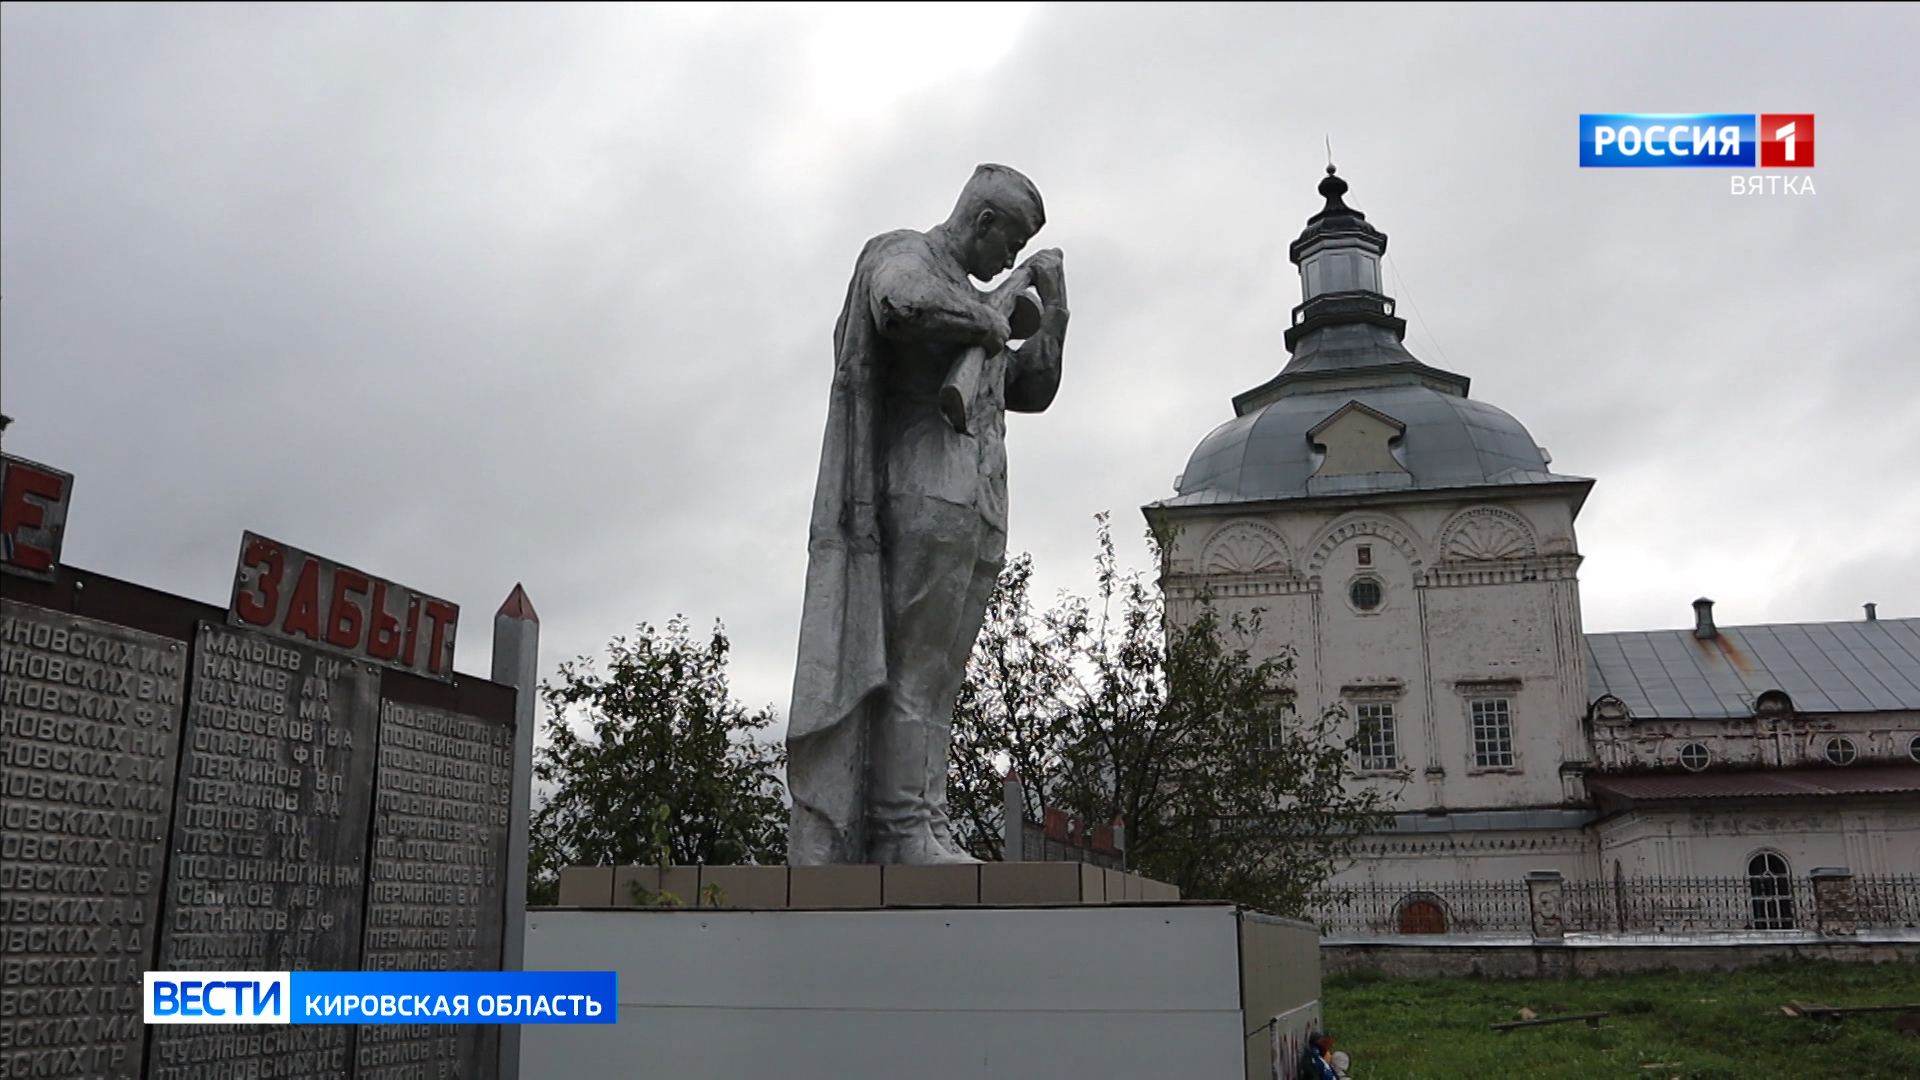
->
[1525,870,1566,940]
[1810,867,1857,935]
[1002,770,1024,862]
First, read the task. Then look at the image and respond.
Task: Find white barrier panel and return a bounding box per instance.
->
[523,905,1258,1080]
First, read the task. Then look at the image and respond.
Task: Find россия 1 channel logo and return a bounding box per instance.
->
[1579,114,1814,168]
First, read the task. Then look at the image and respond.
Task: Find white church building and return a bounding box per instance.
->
[1146,169,1920,932]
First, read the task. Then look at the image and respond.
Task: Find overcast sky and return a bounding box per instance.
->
[5,2,1916,722]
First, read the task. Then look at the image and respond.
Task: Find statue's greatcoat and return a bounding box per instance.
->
[785,232,901,865]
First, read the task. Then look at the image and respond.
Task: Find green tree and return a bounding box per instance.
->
[947,552,1075,851]
[527,616,785,905]
[948,517,1391,916]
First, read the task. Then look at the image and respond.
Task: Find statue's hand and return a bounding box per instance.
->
[1021,248,1067,310]
[981,307,1012,355]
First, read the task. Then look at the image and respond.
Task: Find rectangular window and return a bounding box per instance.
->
[1471,698,1514,768]
[1253,693,1292,753]
[1355,703,1397,771]
[1253,717,1283,753]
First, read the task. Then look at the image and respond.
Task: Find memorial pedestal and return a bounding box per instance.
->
[525,867,1321,1080]
[555,860,1180,910]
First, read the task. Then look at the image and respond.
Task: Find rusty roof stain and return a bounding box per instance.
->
[1586,617,1920,719]
[1588,765,1920,803]
[1694,631,1756,672]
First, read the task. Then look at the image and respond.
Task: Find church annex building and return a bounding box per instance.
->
[1145,170,1920,935]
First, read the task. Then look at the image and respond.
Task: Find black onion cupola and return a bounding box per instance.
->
[1160,170,1587,507]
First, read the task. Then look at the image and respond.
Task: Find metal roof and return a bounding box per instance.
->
[1588,765,1920,803]
[1585,618,1920,718]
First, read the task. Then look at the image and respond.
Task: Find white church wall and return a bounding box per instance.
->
[1595,801,1920,879]
[1162,492,1592,820]
[1336,828,1599,884]
[1308,510,1431,803]
[1419,577,1568,810]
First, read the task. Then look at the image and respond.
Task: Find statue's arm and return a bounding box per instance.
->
[1007,252,1068,414]
[1005,307,1067,413]
[868,252,1007,350]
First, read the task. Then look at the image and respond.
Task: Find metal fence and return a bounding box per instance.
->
[1314,874,1920,936]
[1312,879,1532,936]
[1853,874,1920,929]
[1560,876,1815,933]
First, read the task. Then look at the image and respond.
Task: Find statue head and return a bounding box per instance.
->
[946,164,1045,282]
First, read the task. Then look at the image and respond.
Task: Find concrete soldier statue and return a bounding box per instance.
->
[787,165,1068,865]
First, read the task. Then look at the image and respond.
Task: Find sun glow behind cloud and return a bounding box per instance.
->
[751,2,1040,195]
[797,2,1038,120]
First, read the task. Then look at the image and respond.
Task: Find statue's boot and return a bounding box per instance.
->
[927,810,967,860]
[924,811,978,864]
[871,716,978,865]
[923,720,974,860]
[872,827,977,865]
[922,789,979,865]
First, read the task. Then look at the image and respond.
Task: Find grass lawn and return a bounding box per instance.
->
[1321,959,1920,1080]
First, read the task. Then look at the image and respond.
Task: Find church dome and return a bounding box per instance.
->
[1159,169,1582,508]
[1172,381,1556,505]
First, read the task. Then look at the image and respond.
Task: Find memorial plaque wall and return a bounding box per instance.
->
[150,621,381,1080]
[0,602,185,1080]
[3,555,524,1080]
[356,700,512,1080]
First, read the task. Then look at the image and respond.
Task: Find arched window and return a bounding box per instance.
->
[1396,894,1447,934]
[1747,851,1795,930]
